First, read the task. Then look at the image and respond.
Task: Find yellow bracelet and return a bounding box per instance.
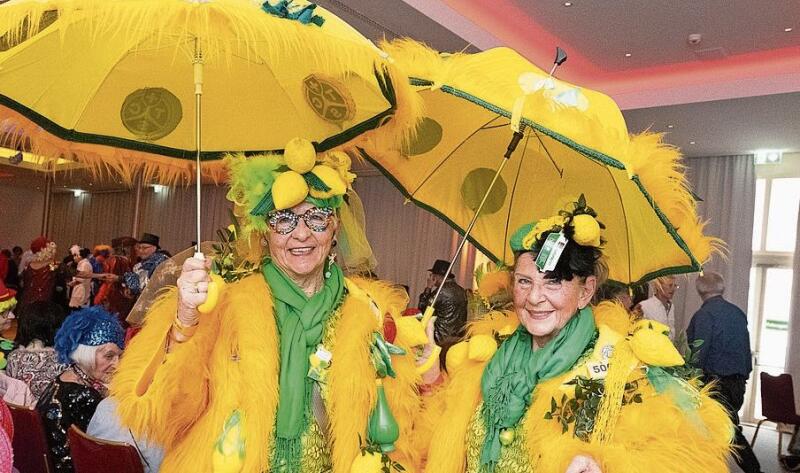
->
[171,317,198,342]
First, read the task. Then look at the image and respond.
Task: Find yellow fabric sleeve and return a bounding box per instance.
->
[111,287,220,448]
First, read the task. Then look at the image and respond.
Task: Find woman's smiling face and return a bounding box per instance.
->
[267,202,337,281]
[512,253,596,346]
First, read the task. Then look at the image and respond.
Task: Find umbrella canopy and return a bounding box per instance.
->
[0,0,419,183]
[360,41,719,286]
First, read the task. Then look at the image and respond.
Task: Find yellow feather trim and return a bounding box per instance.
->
[113,275,422,472]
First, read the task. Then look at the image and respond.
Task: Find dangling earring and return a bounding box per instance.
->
[260,236,268,247]
[325,252,336,279]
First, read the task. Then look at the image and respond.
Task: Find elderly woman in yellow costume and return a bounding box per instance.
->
[112,139,427,473]
[419,197,733,473]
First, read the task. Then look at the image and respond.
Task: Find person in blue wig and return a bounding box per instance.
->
[36,306,125,473]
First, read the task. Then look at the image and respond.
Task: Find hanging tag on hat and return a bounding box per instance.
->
[535,231,568,272]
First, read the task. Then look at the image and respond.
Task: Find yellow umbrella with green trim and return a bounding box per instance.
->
[0,0,419,250]
[361,41,719,286]
[0,0,417,183]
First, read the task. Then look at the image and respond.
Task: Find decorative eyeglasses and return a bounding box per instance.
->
[267,207,334,235]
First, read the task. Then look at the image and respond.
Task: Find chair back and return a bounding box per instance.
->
[7,403,53,473]
[760,372,800,424]
[67,425,144,473]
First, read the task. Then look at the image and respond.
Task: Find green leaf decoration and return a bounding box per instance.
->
[304,171,332,192]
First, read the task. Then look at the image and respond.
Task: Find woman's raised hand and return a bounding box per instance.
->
[176,256,211,323]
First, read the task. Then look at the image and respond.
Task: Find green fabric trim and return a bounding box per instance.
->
[479,307,596,471]
[0,67,398,161]
[262,260,344,473]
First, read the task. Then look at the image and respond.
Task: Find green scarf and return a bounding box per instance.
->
[262,260,344,472]
[479,306,596,472]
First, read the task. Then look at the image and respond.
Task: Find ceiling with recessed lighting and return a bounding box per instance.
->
[317,0,800,156]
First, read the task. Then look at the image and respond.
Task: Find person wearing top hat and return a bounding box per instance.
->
[116,233,172,297]
[418,259,468,345]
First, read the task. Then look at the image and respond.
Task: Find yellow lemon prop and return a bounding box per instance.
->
[272,170,309,210]
[308,165,347,199]
[572,214,601,247]
[350,451,383,473]
[198,273,225,314]
[467,334,497,361]
[284,138,317,174]
[212,412,245,473]
[445,341,469,373]
[394,316,429,347]
[629,320,684,367]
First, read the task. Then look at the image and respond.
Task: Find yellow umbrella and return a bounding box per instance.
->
[0,0,419,251]
[0,0,418,183]
[361,41,719,286]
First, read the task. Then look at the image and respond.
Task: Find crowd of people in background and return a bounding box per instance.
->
[0,232,171,472]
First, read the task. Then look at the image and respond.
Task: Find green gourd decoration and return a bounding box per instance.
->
[367,379,400,453]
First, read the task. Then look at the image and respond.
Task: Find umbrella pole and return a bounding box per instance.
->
[423,126,527,325]
[193,39,204,258]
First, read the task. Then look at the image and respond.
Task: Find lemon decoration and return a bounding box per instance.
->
[272,170,309,210]
[309,164,347,199]
[350,451,383,473]
[394,316,429,347]
[212,410,245,473]
[468,334,497,361]
[284,137,317,173]
[198,273,225,314]
[629,320,684,367]
[445,341,470,373]
[572,214,601,247]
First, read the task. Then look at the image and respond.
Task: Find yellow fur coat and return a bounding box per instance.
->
[112,274,421,472]
[417,302,733,473]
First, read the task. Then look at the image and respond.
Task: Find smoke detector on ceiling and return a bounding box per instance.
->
[687,33,702,45]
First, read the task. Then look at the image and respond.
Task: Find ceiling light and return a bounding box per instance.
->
[755,150,783,165]
[689,141,696,145]
[152,184,166,194]
[785,27,793,32]
[624,52,632,57]
[667,124,674,129]
[563,2,572,6]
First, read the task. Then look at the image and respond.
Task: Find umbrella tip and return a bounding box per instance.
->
[548,47,568,77]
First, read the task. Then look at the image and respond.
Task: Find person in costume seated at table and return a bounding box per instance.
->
[36,306,124,473]
[418,196,733,473]
[112,138,431,473]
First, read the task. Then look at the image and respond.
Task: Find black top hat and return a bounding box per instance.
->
[138,233,160,248]
[428,259,454,278]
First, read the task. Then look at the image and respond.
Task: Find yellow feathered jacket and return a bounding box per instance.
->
[111,274,421,472]
[416,302,733,473]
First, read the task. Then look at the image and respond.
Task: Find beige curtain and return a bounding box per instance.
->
[138,185,232,255]
[45,166,478,305]
[354,165,473,304]
[672,155,756,334]
[786,204,800,408]
[49,190,135,255]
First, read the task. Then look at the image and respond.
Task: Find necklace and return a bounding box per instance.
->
[72,363,107,395]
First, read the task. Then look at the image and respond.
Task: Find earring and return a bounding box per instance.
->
[260,236,268,247]
[325,252,336,279]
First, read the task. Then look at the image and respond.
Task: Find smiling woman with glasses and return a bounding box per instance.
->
[112,138,431,472]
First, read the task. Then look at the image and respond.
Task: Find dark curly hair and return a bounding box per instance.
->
[15,301,65,347]
[515,239,607,284]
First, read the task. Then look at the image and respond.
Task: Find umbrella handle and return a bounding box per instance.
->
[428,126,526,309]
[194,39,204,255]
